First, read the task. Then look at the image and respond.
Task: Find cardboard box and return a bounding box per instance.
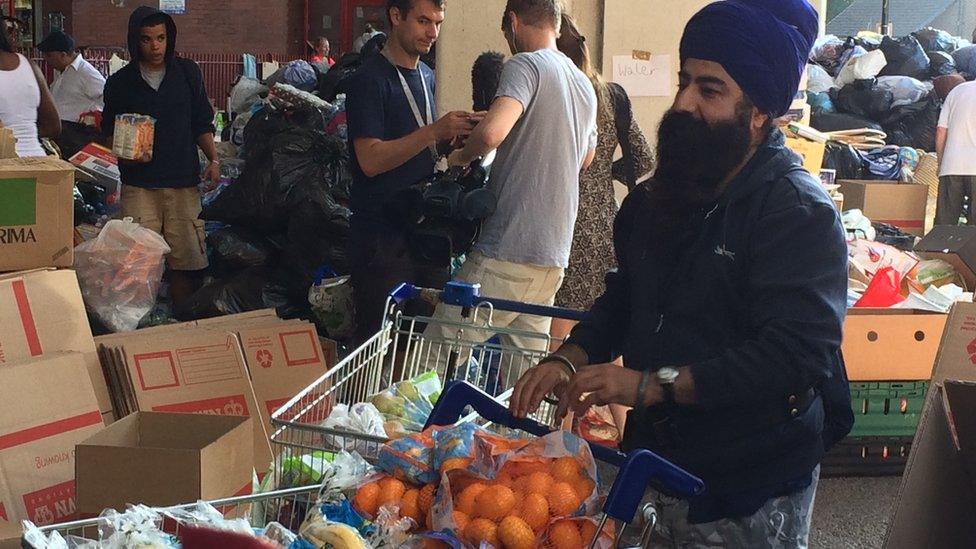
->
[0,521,21,549]
[96,330,273,472]
[0,269,113,418]
[0,157,75,271]
[784,136,825,175]
[0,353,104,528]
[75,412,253,517]
[915,225,976,291]
[842,309,947,381]
[0,126,16,160]
[926,302,976,385]
[68,143,120,202]
[837,180,929,237]
[884,381,976,547]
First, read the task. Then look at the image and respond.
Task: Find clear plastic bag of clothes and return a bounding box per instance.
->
[875,76,932,108]
[74,218,171,332]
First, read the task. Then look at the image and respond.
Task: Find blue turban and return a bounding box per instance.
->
[680,0,819,117]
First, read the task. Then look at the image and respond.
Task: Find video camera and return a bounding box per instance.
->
[387,153,496,265]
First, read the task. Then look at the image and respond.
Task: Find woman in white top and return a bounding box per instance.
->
[0,26,60,157]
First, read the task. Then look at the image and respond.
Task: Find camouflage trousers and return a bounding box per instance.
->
[603,465,820,548]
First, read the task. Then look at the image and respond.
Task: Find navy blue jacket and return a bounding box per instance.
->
[568,130,852,522]
[102,6,214,189]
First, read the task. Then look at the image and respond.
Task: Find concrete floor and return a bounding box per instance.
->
[810,476,902,548]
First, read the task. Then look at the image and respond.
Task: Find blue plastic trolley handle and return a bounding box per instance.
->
[425,380,706,524]
[390,282,588,322]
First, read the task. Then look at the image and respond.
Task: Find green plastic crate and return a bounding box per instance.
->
[849,381,929,438]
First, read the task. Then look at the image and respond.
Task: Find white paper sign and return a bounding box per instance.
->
[160,0,186,15]
[612,54,672,97]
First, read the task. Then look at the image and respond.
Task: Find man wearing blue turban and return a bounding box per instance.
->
[510,1,853,546]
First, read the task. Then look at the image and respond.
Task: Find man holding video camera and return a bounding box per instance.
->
[346,0,482,345]
[422,0,597,363]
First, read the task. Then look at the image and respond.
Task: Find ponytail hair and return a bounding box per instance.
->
[556,13,608,117]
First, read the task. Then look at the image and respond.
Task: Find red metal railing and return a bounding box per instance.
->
[28,47,292,111]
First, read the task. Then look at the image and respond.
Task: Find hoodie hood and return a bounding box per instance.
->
[127,6,176,63]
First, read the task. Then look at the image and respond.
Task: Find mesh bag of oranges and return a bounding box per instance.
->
[429,430,602,548]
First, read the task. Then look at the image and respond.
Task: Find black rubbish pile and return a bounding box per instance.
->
[181,104,353,336]
[807,27,974,159]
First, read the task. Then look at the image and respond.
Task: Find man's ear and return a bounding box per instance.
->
[390,7,402,26]
[751,108,770,137]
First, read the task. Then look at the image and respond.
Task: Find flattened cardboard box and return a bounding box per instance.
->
[842,309,947,381]
[884,381,976,548]
[0,353,103,528]
[75,412,253,517]
[0,269,113,418]
[98,331,273,472]
[0,158,75,271]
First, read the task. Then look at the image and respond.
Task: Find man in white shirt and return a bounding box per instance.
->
[935,78,976,226]
[39,30,105,124]
[38,30,105,157]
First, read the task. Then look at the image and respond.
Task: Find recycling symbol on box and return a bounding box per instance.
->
[223,402,246,416]
[256,349,274,369]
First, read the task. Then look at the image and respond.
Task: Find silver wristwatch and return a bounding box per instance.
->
[657,367,680,407]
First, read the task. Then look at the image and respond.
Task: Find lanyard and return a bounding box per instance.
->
[383,48,438,159]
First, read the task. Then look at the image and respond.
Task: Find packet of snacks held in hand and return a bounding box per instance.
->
[112,114,156,162]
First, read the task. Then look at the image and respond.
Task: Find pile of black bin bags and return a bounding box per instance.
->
[808,27,976,178]
[179,105,352,337]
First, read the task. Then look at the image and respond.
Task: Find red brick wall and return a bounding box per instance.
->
[72,0,305,56]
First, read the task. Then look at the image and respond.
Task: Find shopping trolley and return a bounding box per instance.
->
[33,484,321,543]
[270,281,586,483]
[425,380,706,549]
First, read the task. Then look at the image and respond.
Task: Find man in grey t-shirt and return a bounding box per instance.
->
[423,0,597,370]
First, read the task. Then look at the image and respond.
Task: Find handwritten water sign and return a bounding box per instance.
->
[612,54,672,97]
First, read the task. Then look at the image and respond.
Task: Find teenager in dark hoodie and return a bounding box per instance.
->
[102,6,218,306]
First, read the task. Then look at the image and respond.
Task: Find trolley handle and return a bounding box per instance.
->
[390,282,588,322]
[425,381,705,524]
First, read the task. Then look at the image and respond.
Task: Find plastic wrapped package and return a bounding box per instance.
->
[208,226,278,270]
[810,35,849,75]
[831,79,894,120]
[912,27,961,53]
[952,44,976,76]
[875,76,931,108]
[308,271,356,340]
[927,50,958,77]
[807,91,835,113]
[843,209,877,241]
[229,77,268,116]
[879,35,931,79]
[806,63,835,94]
[539,517,616,549]
[112,114,155,162]
[834,48,881,88]
[74,218,170,332]
[321,403,387,453]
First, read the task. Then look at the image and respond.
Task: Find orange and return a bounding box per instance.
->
[440,457,473,474]
[521,492,550,532]
[453,510,471,535]
[377,477,407,509]
[579,519,598,544]
[507,489,525,517]
[352,481,380,518]
[498,516,536,549]
[503,460,551,478]
[495,472,515,490]
[525,471,555,496]
[475,484,517,521]
[400,488,423,525]
[546,520,584,549]
[418,483,436,515]
[547,482,581,517]
[465,518,499,547]
[421,539,449,549]
[571,476,595,500]
[455,482,488,516]
[551,457,582,483]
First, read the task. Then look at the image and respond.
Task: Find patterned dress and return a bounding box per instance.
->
[555,86,656,310]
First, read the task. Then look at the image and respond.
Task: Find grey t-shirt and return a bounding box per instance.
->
[473,48,598,268]
[141,65,166,91]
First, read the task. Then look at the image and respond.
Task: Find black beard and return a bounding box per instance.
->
[647,108,754,238]
[654,108,753,196]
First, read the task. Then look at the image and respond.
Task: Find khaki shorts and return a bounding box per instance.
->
[121,185,209,271]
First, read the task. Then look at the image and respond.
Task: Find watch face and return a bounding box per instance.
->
[657,367,680,384]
